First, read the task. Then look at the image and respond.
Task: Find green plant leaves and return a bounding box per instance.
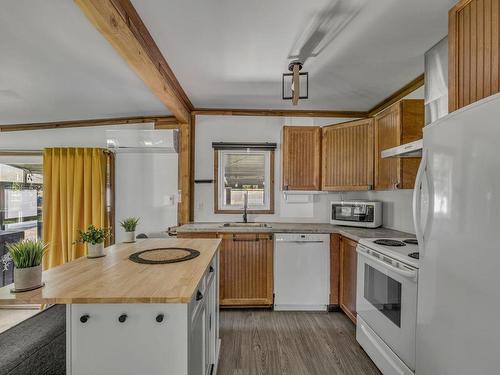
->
[120,217,140,232]
[75,225,111,245]
[7,239,48,269]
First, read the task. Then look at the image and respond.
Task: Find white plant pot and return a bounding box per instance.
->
[123,231,136,243]
[14,265,43,291]
[87,242,105,258]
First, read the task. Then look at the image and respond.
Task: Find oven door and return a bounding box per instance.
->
[356,245,418,371]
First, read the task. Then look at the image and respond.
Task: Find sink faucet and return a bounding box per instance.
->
[242,191,248,223]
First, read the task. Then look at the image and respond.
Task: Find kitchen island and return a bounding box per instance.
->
[0,238,221,375]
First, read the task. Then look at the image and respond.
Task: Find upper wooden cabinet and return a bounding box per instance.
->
[322,118,374,191]
[282,126,321,190]
[449,0,500,112]
[374,100,424,190]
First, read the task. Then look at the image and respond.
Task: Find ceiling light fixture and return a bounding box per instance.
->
[282,61,308,106]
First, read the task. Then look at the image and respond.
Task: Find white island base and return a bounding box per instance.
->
[66,255,220,375]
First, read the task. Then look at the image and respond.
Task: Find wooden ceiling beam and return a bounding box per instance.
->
[75,0,191,123]
[368,74,425,116]
[0,115,177,132]
[192,108,367,118]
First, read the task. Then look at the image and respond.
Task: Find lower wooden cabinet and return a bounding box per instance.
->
[219,233,273,307]
[339,236,358,324]
[179,232,274,307]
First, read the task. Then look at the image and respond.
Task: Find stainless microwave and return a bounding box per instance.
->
[330,201,382,228]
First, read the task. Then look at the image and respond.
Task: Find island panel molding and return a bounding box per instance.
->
[0,238,221,305]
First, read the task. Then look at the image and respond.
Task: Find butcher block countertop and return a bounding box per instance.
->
[0,238,221,305]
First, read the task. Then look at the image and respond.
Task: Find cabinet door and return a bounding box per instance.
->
[219,233,273,306]
[205,279,215,375]
[205,266,217,374]
[374,100,423,190]
[189,301,206,375]
[340,237,358,324]
[322,119,374,191]
[282,126,321,190]
[374,103,402,190]
[449,0,500,112]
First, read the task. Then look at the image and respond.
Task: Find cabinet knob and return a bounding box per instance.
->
[156,314,164,323]
[196,290,204,301]
[118,314,128,323]
[209,265,214,273]
[80,314,89,323]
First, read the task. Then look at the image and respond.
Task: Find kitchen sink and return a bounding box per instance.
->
[222,222,271,228]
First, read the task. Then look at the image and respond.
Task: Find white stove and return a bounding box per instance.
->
[358,238,419,269]
[356,238,420,375]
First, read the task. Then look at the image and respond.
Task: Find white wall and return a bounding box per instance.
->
[0,123,179,238]
[193,111,419,234]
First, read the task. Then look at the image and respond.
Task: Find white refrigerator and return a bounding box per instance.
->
[414,93,500,374]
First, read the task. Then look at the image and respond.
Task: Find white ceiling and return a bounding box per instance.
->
[133,0,455,110]
[0,0,169,126]
[0,0,455,125]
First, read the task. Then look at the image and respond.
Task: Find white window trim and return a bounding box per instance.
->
[217,149,271,212]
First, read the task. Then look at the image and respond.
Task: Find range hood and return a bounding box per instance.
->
[381,139,422,158]
[106,129,178,153]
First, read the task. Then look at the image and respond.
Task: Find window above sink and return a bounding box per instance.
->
[213,145,275,214]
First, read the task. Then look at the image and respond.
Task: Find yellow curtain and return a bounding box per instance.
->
[42,148,107,269]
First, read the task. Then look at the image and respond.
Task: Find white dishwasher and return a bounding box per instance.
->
[274,233,330,311]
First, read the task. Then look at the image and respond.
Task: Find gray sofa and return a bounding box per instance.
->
[0,304,66,375]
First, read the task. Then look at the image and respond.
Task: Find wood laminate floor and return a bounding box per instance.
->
[217,310,381,375]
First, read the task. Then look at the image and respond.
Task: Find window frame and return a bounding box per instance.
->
[214,149,275,214]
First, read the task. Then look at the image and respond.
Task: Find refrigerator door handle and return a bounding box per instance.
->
[413,150,427,255]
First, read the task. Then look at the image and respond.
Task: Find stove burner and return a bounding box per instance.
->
[403,239,418,245]
[373,239,406,247]
[408,252,420,259]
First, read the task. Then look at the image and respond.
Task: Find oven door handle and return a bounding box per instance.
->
[357,247,417,280]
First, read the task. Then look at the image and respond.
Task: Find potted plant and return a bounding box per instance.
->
[76,225,111,258]
[4,239,47,292]
[120,217,140,243]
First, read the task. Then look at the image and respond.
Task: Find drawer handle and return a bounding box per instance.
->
[209,265,214,273]
[80,314,89,323]
[232,235,259,242]
[196,290,204,301]
[156,314,164,323]
[118,314,128,323]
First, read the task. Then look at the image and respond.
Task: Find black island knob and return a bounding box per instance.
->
[156,314,164,323]
[80,314,90,323]
[118,314,128,323]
